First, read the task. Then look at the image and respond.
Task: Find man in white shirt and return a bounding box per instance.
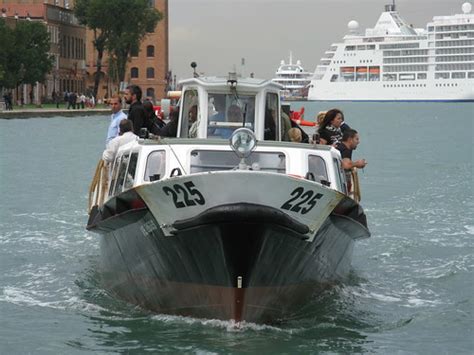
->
[103,119,137,163]
[106,95,127,144]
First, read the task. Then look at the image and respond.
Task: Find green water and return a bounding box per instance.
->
[0,103,472,354]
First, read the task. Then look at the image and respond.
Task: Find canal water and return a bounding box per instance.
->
[0,103,472,353]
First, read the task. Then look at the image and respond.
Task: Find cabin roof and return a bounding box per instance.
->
[179,76,284,91]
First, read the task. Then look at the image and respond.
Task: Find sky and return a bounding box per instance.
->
[168,0,465,81]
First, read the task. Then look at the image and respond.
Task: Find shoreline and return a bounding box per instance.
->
[0,108,109,119]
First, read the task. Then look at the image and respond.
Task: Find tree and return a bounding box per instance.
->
[0,19,53,89]
[75,0,162,97]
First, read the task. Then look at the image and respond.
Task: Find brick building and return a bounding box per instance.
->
[1,0,86,105]
[2,0,169,105]
[85,0,169,103]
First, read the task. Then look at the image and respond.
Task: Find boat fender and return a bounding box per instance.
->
[170,167,182,177]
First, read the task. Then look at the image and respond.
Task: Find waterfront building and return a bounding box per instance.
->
[85,0,169,103]
[1,0,86,105]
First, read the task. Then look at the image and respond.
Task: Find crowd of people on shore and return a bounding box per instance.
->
[2,92,13,110]
[61,91,96,110]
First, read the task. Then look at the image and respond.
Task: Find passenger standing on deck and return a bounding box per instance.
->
[106,94,127,144]
[335,128,367,191]
[143,100,165,135]
[159,108,179,137]
[288,127,302,143]
[188,105,199,138]
[102,119,137,163]
[124,85,147,136]
[318,108,345,145]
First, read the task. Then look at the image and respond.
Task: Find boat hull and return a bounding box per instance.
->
[88,172,369,323]
[94,207,367,323]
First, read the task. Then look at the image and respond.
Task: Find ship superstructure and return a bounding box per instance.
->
[307,2,474,101]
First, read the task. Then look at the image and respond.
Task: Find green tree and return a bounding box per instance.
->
[0,19,53,89]
[75,0,162,97]
[0,19,16,88]
[13,21,53,85]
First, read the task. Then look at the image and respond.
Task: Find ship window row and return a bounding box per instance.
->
[383,65,428,72]
[435,83,459,87]
[383,49,428,57]
[429,24,474,32]
[436,47,474,54]
[433,39,474,47]
[344,45,377,51]
[436,63,474,71]
[383,83,427,88]
[383,57,428,64]
[383,73,427,81]
[435,55,474,62]
[435,72,474,79]
[435,32,474,40]
[379,42,419,50]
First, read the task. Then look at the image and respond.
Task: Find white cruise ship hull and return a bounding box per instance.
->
[308,79,474,102]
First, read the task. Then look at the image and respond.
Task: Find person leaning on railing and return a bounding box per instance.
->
[102,119,138,163]
[335,129,367,192]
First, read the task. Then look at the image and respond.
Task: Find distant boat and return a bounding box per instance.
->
[87,75,370,324]
[272,52,312,100]
[307,2,474,101]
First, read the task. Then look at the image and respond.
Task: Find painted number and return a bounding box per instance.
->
[281,187,323,215]
[163,181,205,208]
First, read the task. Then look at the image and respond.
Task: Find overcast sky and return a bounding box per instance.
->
[168,0,465,81]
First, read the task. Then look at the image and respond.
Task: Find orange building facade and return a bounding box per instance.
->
[1,0,169,105]
[85,0,169,103]
[1,0,86,105]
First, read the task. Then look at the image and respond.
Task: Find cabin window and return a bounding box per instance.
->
[144,151,166,181]
[111,154,131,195]
[308,155,329,184]
[207,93,256,139]
[123,152,139,190]
[190,150,286,174]
[180,90,199,138]
[333,157,348,194]
[265,93,280,141]
[109,156,122,196]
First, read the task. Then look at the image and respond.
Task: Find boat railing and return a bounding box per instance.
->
[350,168,361,203]
[88,159,109,212]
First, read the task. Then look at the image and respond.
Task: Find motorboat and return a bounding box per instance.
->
[87,75,370,324]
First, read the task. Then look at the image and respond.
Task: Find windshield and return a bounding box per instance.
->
[207,93,256,139]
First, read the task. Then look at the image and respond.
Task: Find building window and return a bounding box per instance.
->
[147,45,155,57]
[131,67,139,78]
[130,45,139,57]
[146,88,155,100]
[146,67,155,79]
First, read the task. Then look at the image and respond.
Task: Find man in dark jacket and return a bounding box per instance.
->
[124,85,147,136]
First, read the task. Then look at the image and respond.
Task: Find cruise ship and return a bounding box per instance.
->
[272,53,312,100]
[307,2,474,101]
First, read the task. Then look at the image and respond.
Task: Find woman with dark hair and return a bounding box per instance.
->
[318,108,345,145]
[143,100,166,135]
